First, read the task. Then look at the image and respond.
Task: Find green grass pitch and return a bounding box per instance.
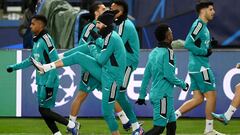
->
[0,118,239,135]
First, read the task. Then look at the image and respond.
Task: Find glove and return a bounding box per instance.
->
[45,87,53,101]
[183,83,189,91]
[204,48,212,57]
[135,98,146,105]
[90,30,100,40]
[6,66,13,73]
[210,37,218,47]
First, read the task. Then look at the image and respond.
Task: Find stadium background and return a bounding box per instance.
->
[0,0,240,134]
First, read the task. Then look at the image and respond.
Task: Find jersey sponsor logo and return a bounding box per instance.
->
[30,67,77,107]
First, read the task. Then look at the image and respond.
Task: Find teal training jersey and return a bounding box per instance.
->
[79,20,97,45]
[64,20,103,56]
[139,43,186,100]
[89,31,126,85]
[11,30,59,87]
[115,19,139,70]
[185,18,211,73]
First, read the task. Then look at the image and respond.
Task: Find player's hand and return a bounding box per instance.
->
[6,66,13,73]
[90,30,100,40]
[183,83,189,91]
[135,98,146,105]
[210,37,218,47]
[236,63,240,69]
[205,48,212,57]
[45,87,53,101]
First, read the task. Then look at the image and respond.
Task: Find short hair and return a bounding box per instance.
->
[89,1,103,19]
[196,0,214,13]
[112,0,128,15]
[31,15,47,26]
[154,24,170,42]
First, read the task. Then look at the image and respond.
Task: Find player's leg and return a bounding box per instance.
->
[69,91,89,122]
[203,90,216,133]
[166,122,176,135]
[35,52,102,80]
[37,85,78,135]
[175,73,204,119]
[69,73,101,121]
[114,102,131,131]
[175,90,204,118]
[39,107,79,135]
[117,91,144,134]
[120,66,133,91]
[59,43,90,58]
[166,97,177,135]
[40,110,60,135]
[61,45,96,122]
[32,51,102,80]
[199,69,224,134]
[222,83,240,121]
[101,77,120,135]
[145,97,167,135]
[61,45,97,122]
[114,66,132,131]
[212,83,240,125]
[63,52,102,79]
[117,66,144,133]
[144,126,165,135]
[231,83,240,107]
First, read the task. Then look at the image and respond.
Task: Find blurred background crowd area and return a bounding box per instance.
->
[0,0,102,20]
[0,0,239,49]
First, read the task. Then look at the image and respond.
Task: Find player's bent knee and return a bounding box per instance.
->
[235,83,240,91]
[194,96,204,104]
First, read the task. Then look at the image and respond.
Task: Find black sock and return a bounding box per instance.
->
[145,125,165,135]
[166,122,176,135]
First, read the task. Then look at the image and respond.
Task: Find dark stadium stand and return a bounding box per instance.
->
[3,0,22,13]
[0,0,239,49]
[1,0,111,11]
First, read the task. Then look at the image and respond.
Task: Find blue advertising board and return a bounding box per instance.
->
[20,50,240,117]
